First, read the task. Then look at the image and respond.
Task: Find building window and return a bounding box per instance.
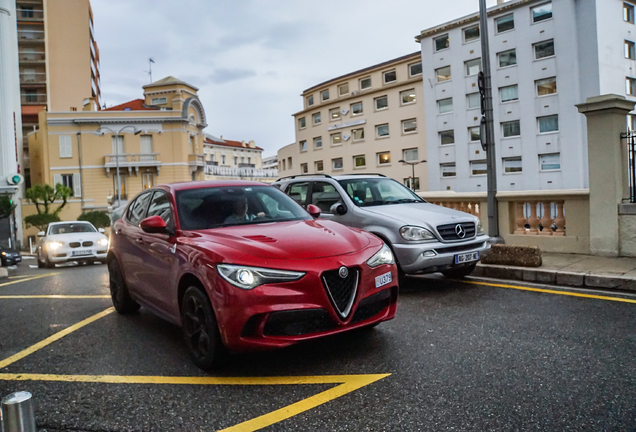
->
[383,70,397,84]
[151,97,167,105]
[60,174,74,191]
[352,128,364,141]
[496,14,514,33]
[402,118,417,133]
[314,136,323,149]
[338,82,349,96]
[400,88,416,104]
[502,120,521,137]
[471,160,487,176]
[307,95,314,107]
[222,155,226,165]
[332,157,343,170]
[20,6,34,18]
[403,148,418,162]
[234,156,238,165]
[409,62,423,77]
[465,58,481,76]
[329,107,341,120]
[626,40,636,59]
[538,115,559,133]
[536,77,557,96]
[503,157,522,173]
[112,136,124,158]
[377,152,391,165]
[498,49,517,68]
[625,2,635,23]
[301,163,308,174]
[315,160,324,172]
[628,77,636,95]
[331,133,342,145]
[298,117,306,129]
[532,3,552,23]
[321,89,329,101]
[469,126,480,142]
[353,155,366,168]
[248,157,251,164]
[375,95,388,110]
[300,141,307,152]
[441,163,456,178]
[360,77,371,90]
[140,135,153,159]
[376,124,390,138]
[534,40,555,59]
[438,98,453,114]
[467,93,480,109]
[436,65,451,82]
[59,135,72,158]
[464,25,480,43]
[142,173,155,190]
[540,153,561,171]
[434,34,449,51]
[288,157,292,168]
[440,130,455,145]
[113,175,127,200]
[351,102,363,115]
[500,85,519,103]
[312,112,321,125]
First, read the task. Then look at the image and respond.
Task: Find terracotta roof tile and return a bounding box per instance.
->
[103,99,159,111]
[204,137,263,151]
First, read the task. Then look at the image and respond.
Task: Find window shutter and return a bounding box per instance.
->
[59,135,72,158]
[73,173,82,197]
[53,174,62,186]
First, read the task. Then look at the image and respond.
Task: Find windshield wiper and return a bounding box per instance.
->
[383,199,423,204]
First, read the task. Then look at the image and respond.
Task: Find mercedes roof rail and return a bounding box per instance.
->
[334,173,387,177]
[275,173,334,182]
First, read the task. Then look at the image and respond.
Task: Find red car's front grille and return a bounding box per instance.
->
[322,267,359,319]
[263,309,335,336]
[351,288,392,324]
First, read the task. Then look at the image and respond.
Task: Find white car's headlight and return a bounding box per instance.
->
[98,238,109,246]
[366,244,395,268]
[46,241,63,250]
[476,219,485,235]
[216,264,305,290]
[400,226,436,242]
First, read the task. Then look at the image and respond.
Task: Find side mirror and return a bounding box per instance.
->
[98,228,105,233]
[306,204,321,219]
[140,216,169,234]
[329,202,347,216]
[37,231,45,237]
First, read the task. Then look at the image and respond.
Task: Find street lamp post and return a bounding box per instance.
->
[94,125,141,208]
[398,159,427,191]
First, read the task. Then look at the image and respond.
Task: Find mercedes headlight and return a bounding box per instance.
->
[400,226,436,242]
[98,238,109,246]
[477,219,485,235]
[46,241,63,250]
[216,264,305,290]
[366,244,395,268]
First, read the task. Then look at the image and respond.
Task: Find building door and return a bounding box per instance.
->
[142,173,154,190]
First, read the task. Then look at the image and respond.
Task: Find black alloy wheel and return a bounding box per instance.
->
[108,259,139,314]
[181,286,224,370]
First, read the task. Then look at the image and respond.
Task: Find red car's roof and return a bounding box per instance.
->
[162,180,269,192]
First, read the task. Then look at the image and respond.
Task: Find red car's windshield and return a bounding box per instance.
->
[176,185,311,230]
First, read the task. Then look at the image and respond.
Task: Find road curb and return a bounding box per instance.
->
[475,263,636,293]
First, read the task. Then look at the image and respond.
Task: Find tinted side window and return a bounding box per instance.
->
[146,191,174,230]
[311,182,342,213]
[126,192,152,226]
[286,182,309,207]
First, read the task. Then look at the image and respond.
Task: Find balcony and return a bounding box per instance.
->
[205,165,279,179]
[104,153,161,176]
[17,30,44,41]
[206,160,219,166]
[20,93,46,104]
[18,51,45,62]
[238,163,256,168]
[16,9,44,21]
[19,72,45,84]
[188,154,205,171]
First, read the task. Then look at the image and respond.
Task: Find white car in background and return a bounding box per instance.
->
[37,221,109,268]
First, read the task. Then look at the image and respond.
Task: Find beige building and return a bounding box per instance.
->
[25,76,206,239]
[279,52,428,190]
[16,0,101,187]
[203,135,276,182]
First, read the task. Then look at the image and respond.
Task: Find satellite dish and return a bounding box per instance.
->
[340,108,349,115]
[342,134,351,141]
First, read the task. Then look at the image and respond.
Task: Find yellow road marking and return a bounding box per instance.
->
[0,295,110,299]
[8,275,38,279]
[0,272,59,287]
[465,280,636,304]
[0,307,114,369]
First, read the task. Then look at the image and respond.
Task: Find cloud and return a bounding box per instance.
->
[207,68,258,84]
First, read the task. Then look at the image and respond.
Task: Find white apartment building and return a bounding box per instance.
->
[203,135,277,182]
[417,0,636,193]
[280,52,427,190]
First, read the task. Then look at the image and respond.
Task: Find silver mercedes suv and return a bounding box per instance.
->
[273,174,491,281]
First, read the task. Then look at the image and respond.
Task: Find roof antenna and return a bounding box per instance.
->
[144,58,155,83]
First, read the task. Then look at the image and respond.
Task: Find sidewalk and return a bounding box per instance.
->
[474,253,636,292]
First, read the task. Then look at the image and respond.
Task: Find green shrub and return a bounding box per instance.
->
[24,213,60,232]
[78,211,111,229]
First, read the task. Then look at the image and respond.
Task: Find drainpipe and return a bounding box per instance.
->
[77,132,84,209]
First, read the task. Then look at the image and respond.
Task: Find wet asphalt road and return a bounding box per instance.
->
[0,261,635,431]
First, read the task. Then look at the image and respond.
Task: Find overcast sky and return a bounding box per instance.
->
[91,0,498,157]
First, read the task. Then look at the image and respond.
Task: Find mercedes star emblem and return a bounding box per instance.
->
[338,266,349,278]
[455,224,466,239]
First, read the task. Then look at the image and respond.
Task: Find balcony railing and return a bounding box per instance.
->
[206,160,219,166]
[188,154,205,167]
[20,93,46,104]
[19,72,46,84]
[104,153,161,176]
[18,51,45,62]
[17,30,44,41]
[16,9,44,20]
[238,163,256,168]
[205,165,279,178]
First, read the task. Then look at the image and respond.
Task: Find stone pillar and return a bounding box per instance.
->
[576,94,636,256]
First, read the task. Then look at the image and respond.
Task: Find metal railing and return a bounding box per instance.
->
[20,93,46,104]
[205,165,279,178]
[18,51,45,61]
[104,153,160,164]
[19,72,45,83]
[17,8,44,20]
[17,30,44,40]
[622,131,636,203]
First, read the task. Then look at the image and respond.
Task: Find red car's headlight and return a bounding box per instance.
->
[366,244,395,268]
[216,264,305,290]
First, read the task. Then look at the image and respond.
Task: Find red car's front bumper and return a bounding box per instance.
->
[207,256,398,353]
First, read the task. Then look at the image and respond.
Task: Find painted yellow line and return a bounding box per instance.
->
[0,295,110,299]
[0,272,59,287]
[465,280,636,304]
[8,275,38,279]
[0,307,114,369]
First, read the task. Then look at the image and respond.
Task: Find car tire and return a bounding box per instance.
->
[45,255,55,269]
[108,259,140,314]
[37,252,45,269]
[442,263,477,279]
[181,286,226,370]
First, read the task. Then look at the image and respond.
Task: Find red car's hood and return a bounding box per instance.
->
[192,219,370,260]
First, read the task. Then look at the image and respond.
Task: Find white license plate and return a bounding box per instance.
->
[375,271,392,288]
[72,250,92,256]
[455,251,479,264]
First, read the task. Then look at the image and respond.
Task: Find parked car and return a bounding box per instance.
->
[36,221,109,268]
[108,181,398,370]
[273,174,491,281]
[0,246,21,267]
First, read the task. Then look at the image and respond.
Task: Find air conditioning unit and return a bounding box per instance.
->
[342,134,351,141]
[340,108,349,115]
[351,91,360,96]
